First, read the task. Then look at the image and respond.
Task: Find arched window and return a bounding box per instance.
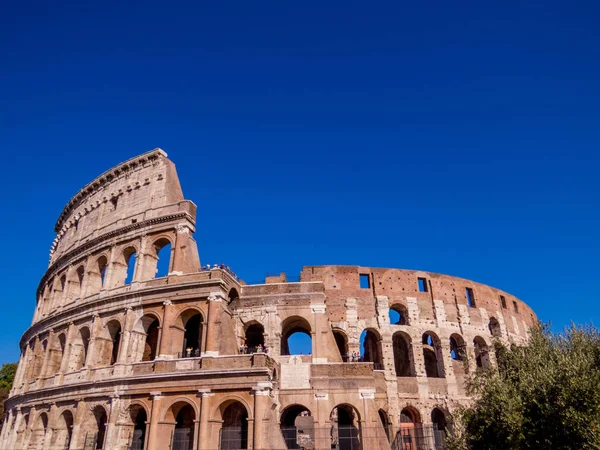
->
[46,333,66,376]
[393,331,414,376]
[28,412,48,449]
[422,332,445,378]
[98,256,108,288]
[129,406,148,450]
[93,406,108,450]
[180,311,203,357]
[330,405,361,450]
[488,317,502,338]
[389,304,409,325]
[360,329,384,370]
[378,409,391,442]
[474,336,490,370]
[281,317,312,356]
[107,321,122,366]
[153,238,172,278]
[244,322,265,353]
[219,402,249,450]
[228,288,240,303]
[50,410,73,449]
[280,404,312,449]
[72,327,91,371]
[431,408,449,448]
[124,248,137,284]
[449,334,466,361]
[333,330,349,362]
[143,319,160,362]
[76,266,85,298]
[166,402,196,450]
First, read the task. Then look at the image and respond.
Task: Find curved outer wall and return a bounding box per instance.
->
[1,150,537,450]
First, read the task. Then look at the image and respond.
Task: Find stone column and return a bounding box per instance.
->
[147,392,163,450]
[197,389,213,450]
[204,292,225,356]
[310,303,327,363]
[157,300,174,358]
[59,322,77,378]
[69,399,86,450]
[0,408,14,448]
[7,408,22,450]
[359,389,375,449]
[252,382,272,450]
[314,392,330,450]
[39,331,55,379]
[85,314,101,370]
[117,308,134,365]
[135,234,153,282]
[171,224,193,275]
[42,403,58,448]
[103,395,120,450]
[104,245,119,289]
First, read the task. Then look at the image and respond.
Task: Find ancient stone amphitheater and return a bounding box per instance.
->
[1,149,537,450]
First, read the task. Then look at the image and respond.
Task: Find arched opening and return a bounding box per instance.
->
[58,275,67,306]
[378,409,391,443]
[219,401,249,450]
[281,316,312,356]
[72,327,90,371]
[181,311,203,358]
[124,247,137,284]
[83,406,108,450]
[28,412,48,449]
[474,336,490,370]
[333,330,349,362]
[330,404,361,450]
[398,407,421,448]
[154,239,172,278]
[76,265,85,298]
[42,282,53,316]
[449,334,465,361]
[280,404,313,449]
[46,333,66,376]
[244,322,265,353]
[32,340,47,379]
[98,256,108,288]
[389,304,408,325]
[228,288,240,303]
[360,329,384,370]
[488,317,502,338]
[50,410,73,450]
[106,320,122,366]
[393,331,414,376]
[431,408,449,448]
[422,332,445,378]
[169,403,195,450]
[143,319,160,361]
[129,406,148,450]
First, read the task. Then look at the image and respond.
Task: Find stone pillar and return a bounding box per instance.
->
[117,308,134,365]
[135,234,154,282]
[157,300,174,358]
[359,389,375,449]
[310,303,327,363]
[147,392,163,450]
[171,224,194,275]
[7,408,22,450]
[0,408,14,448]
[197,389,213,450]
[69,399,86,450]
[42,403,58,448]
[314,392,330,450]
[86,314,101,369]
[103,395,120,450]
[204,293,225,356]
[104,245,119,289]
[59,322,77,377]
[252,382,272,450]
[39,331,55,379]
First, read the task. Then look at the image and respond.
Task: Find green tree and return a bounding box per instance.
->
[0,362,18,433]
[446,324,600,450]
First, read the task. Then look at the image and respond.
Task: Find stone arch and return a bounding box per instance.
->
[280,404,313,449]
[378,409,391,442]
[176,309,205,357]
[131,314,161,362]
[163,399,197,450]
[127,403,149,450]
[488,317,502,338]
[360,328,384,370]
[152,236,173,278]
[46,332,67,376]
[112,245,138,286]
[50,409,74,449]
[216,400,250,450]
[393,331,414,376]
[449,333,466,361]
[81,405,108,450]
[28,411,48,450]
[88,254,109,294]
[97,319,123,366]
[398,406,421,446]
[31,339,47,380]
[330,404,361,450]
[431,407,450,448]
[71,326,91,371]
[228,288,240,303]
[332,328,349,362]
[474,336,491,370]
[389,303,409,325]
[243,321,265,353]
[281,316,312,356]
[422,331,445,378]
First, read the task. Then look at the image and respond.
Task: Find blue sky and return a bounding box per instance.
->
[1,1,599,362]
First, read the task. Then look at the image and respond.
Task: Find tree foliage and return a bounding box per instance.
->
[446,324,600,450]
[0,362,18,433]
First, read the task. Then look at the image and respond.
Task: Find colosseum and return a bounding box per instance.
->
[1,149,537,450]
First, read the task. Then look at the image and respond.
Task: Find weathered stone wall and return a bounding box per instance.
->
[1,150,538,450]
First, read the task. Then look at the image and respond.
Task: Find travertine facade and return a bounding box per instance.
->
[1,149,537,450]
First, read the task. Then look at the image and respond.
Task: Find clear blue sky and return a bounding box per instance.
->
[1,1,599,363]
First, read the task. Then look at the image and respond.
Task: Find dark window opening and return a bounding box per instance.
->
[110,197,118,211]
[418,278,428,293]
[359,274,370,289]
[513,301,519,313]
[466,288,476,307]
[500,295,507,309]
